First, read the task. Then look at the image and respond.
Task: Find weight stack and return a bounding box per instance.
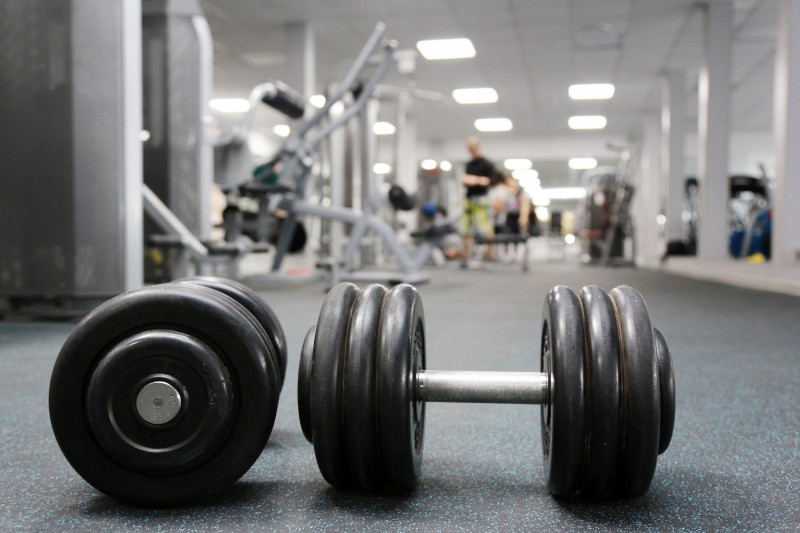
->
[142,0,213,262]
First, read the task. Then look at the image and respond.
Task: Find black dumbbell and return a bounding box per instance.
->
[298,282,675,499]
[49,277,286,507]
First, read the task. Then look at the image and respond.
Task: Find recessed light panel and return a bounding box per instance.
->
[512,169,539,181]
[416,38,476,60]
[273,124,290,137]
[421,159,437,170]
[568,83,615,100]
[474,118,513,132]
[504,159,532,170]
[568,115,607,130]
[452,87,498,104]
[309,94,326,108]
[512,169,542,197]
[373,163,392,175]
[568,157,598,170]
[545,187,588,200]
[373,122,396,135]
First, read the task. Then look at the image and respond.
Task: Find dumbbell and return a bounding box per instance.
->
[298,282,675,499]
[49,277,286,507]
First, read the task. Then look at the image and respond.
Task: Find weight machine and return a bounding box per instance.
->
[728,173,772,260]
[227,24,457,285]
[142,184,269,280]
[580,145,637,266]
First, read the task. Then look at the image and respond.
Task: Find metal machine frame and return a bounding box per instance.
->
[239,24,456,284]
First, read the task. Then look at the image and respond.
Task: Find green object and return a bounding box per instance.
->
[252,161,279,184]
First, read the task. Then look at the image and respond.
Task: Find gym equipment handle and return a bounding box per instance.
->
[416,370,550,405]
[261,81,306,119]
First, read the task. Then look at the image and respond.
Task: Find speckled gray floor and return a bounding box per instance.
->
[1,263,799,531]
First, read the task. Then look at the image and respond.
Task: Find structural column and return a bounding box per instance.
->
[662,70,686,243]
[142,0,213,241]
[772,0,800,266]
[635,116,662,267]
[697,0,732,260]
[287,21,316,268]
[394,92,418,240]
[0,0,143,298]
[287,21,315,103]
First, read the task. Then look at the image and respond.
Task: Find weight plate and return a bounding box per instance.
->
[578,286,621,498]
[343,284,388,490]
[49,284,277,506]
[377,284,426,491]
[177,277,287,389]
[609,286,660,498]
[298,326,315,443]
[540,285,587,498]
[85,330,234,473]
[310,282,359,488]
[654,328,675,454]
[271,218,308,253]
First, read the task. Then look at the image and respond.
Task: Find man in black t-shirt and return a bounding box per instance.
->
[461,136,496,262]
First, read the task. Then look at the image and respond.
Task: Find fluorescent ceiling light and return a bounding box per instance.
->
[416,38,476,60]
[515,169,542,197]
[568,115,607,130]
[273,124,290,137]
[452,87,498,104]
[534,206,551,222]
[504,158,532,170]
[421,159,437,170]
[373,163,392,175]
[512,169,539,180]
[440,160,452,171]
[210,98,250,113]
[373,121,396,135]
[139,130,151,142]
[529,190,550,206]
[518,177,541,193]
[545,187,588,200]
[330,101,345,116]
[309,94,326,108]
[475,118,513,132]
[568,157,598,170]
[568,83,615,100]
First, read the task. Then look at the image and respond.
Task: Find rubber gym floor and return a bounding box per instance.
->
[1,263,798,531]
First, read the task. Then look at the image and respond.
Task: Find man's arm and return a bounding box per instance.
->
[462,173,491,186]
[519,191,531,227]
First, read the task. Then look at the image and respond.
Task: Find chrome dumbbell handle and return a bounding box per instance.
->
[416,370,550,405]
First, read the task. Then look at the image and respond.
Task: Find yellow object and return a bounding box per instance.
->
[744,252,766,263]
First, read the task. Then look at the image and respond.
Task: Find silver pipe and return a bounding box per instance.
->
[416,370,549,405]
[309,40,397,150]
[238,82,279,137]
[298,22,386,138]
[142,184,209,258]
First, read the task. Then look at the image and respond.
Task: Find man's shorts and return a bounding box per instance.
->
[461,196,494,237]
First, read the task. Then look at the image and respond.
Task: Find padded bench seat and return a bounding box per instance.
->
[238,181,295,198]
[411,224,457,240]
[475,234,528,245]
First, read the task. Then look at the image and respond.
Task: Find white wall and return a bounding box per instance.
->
[684,130,775,178]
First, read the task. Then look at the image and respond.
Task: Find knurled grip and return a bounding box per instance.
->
[416,370,550,404]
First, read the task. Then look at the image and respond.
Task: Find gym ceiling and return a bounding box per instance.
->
[202,0,777,158]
